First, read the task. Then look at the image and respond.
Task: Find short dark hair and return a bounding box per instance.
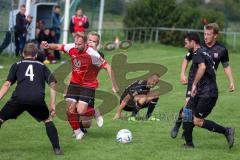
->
[184,32,200,44]
[54,5,61,10]
[23,43,38,57]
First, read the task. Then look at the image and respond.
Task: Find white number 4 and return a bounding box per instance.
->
[25,65,34,81]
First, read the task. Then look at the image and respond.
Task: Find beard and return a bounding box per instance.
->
[76,46,84,52]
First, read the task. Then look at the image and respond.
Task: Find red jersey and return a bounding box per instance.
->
[71,15,87,32]
[61,44,108,88]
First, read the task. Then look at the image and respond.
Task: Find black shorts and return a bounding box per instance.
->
[186,96,218,118]
[123,101,148,112]
[0,99,49,122]
[185,82,192,97]
[64,82,95,107]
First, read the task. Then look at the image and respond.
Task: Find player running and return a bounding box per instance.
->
[171,23,235,138]
[0,43,63,155]
[180,33,234,148]
[41,32,119,140]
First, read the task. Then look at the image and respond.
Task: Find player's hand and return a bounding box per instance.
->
[40,41,49,49]
[113,112,121,120]
[229,82,235,92]
[191,84,197,97]
[180,74,188,85]
[50,105,56,117]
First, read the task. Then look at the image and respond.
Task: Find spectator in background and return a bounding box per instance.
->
[0,30,12,54]
[26,15,33,41]
[14,4,27,57]
[51,5,61,61]
[38,28,55,64]
[70,8,89,36]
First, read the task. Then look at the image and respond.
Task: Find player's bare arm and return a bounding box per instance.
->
[49,82,57,117]
[223,66,235,92]
[180,58,190,85]
[191,63,206,97]
[104,63,119,93]
[40,41,62,50]
[113,94,131,120]
[0,81,11,100]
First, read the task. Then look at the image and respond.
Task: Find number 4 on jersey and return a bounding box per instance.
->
[25,65,34,81]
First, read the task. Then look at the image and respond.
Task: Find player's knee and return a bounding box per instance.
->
[193,117,203,127]
[43,118,52,123]
[77,107,87,115]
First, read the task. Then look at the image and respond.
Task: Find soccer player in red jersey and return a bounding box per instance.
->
[41,32,119,140]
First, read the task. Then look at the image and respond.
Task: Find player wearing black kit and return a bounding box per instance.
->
[0,43,63,155]
[181,33,234,148]
[113,74,160,121]
[171,23,235,138]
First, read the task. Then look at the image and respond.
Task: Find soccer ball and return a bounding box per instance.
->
[116,129,133,143]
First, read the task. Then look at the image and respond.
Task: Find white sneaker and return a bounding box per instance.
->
[75,130,84,140]
[94,108,103,127]
[0,65,3,69]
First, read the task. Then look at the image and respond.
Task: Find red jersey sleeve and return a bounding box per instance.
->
[61,43,75,54]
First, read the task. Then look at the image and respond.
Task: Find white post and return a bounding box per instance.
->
[98,0,105,39]
[25,0,31,16]
[63,0,71,44]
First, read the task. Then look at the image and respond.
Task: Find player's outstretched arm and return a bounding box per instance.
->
[40,41,62,51]
[0,81,11,100]
[113,94,131,120]
[191,63,206,97]
[49,82,57,117]
[180,58,190,85]
[105,63,119,93]
[223,66,235,92]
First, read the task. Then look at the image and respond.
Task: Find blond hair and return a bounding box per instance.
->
[204,23,219,34]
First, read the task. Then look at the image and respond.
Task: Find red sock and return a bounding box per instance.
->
[66,112,80,130]
[82,107,95,117]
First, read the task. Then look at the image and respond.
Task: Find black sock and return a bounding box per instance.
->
[146,98,159,119]
[202,119,226,134]
[131,109,139,117]
[176,108,183,127]
[45,121,60,149]
[0,121,2,128]
[183,121,194,144]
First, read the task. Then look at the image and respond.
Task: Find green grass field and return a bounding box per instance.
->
[0,43,239,160]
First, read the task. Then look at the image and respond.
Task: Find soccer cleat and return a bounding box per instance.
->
[182,143,195,149]
[148,116,160,121]
[75,130,85,140]
[225,128,235,149]
[170,122,181,138]
[128,116,137,122]
[94,108,103,127]
[53,148,64,155]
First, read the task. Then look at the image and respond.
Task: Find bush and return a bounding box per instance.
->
[124,0,225,46]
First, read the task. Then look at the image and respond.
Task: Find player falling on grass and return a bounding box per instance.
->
[180,33,234,148]
[0,43,63,155]
[41,32,119,140]
[171,23,235,138]
[113,74,160,121]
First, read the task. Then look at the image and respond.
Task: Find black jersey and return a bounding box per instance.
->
[192,48,218,98]
[6,59,56,104]
[120,80,150,107]
[184,51,195,85]
[202,42,229,70]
